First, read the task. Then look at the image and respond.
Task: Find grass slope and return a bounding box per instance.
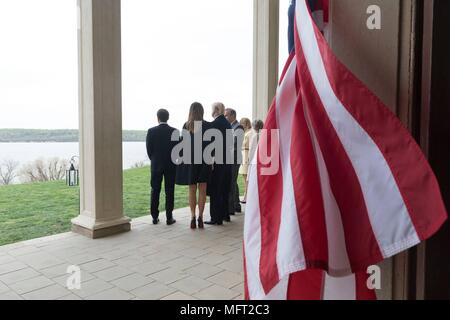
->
[0,167,244,246]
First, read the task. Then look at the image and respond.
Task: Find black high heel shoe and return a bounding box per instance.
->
[190,218,197,229]
[197,218,204,229]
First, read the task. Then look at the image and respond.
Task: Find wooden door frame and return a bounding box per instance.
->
[414,0,450,300]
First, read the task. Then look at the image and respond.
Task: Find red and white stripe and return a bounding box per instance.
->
[244,0,447,300]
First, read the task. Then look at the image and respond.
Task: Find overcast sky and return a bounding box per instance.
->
[0,0,290,131]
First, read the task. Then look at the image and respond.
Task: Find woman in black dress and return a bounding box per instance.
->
[175,102,211,229]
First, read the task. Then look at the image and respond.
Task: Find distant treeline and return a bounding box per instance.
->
[0,129,147,143]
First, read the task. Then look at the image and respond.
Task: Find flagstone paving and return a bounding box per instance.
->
[0,205,245,300]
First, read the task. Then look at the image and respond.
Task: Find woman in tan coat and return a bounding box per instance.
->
[239,118,253,203]
[244,120,264,204]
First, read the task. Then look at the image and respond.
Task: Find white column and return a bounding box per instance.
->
[72,0,130,239]
[253,0,280,121]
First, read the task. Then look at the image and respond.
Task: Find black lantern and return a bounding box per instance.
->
[66,156,79,187]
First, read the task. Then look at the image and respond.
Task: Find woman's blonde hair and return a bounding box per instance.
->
[186,102,204,133]
[240,118,252,131]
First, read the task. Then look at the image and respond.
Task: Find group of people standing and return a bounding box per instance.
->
[146,102,264,230]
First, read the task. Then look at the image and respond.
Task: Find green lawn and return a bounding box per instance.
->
[0,167,245,246]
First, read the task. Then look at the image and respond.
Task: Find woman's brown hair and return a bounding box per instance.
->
[186,102,204,133]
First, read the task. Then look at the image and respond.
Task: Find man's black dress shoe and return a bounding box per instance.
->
[204,221,217,225]
[153,219,160,225]
[167,219,176,226]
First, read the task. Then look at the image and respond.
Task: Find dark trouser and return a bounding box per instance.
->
[151,168,175,221]
[209,164,230,223]
[228,164,242,214]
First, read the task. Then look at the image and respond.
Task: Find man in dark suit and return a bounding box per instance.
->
[205,102,232,225]
[146,109,178,226]
[225,108,244,216]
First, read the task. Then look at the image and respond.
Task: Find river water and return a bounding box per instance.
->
[0,142,149,183]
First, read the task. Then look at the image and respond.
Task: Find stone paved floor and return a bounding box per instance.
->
[0,205,245,300]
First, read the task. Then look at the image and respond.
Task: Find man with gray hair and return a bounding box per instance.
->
[225,108,244,217]
[205,102,232,225]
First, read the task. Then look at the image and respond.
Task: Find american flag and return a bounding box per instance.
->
[244,0,447,300]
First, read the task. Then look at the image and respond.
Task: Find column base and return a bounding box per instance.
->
[71,215,131,239]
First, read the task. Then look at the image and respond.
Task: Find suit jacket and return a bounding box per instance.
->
[210,115,232,165]
[146,124,178,173]
[230,121,244,165]
[207,115,232,197]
